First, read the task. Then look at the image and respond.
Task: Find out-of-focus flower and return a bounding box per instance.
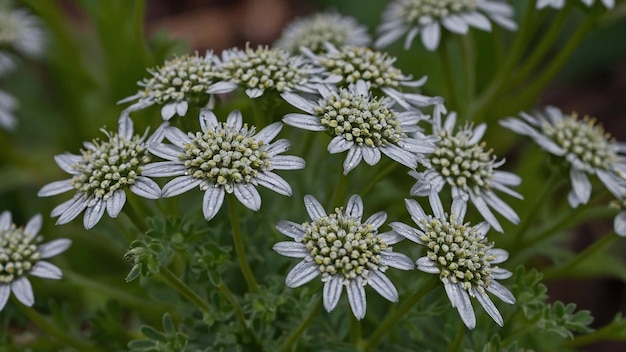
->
[411,111,521,232]
[274,12,371,54]
[0,89,17,130]
[282,80,437,174]
[0,211,71,311]
[501,106,626,208]
[536,0,615,9]
[142,109,305,221]
[118,52,237,120]
[391,191,515,329]
[273,194,414,320]
[375,0,517,51]
[38,116,161,229]
[0,7,45,60]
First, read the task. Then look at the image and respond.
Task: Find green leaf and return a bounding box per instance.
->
[141,325,167,343]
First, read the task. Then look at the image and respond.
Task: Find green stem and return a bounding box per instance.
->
[543,232,617,280]
[350,314,363,347]
[508,16,596,112]
[157,267,212,314]
[132,0,150,66]
[459,34,475,114]
[438,39,459,112]
[331,172,348,208]
[122,197,149,235]
[361,161,398,197]
[365,276,438,350]
[216,281,247,332]
[562,321,618,348]
[447,321,465,352]
[278,297,323,352]
[227,194,259,292]
[14,297,98,351]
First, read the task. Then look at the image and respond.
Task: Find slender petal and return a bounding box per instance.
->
[202,186,225,221]
[347,278,367,320]
[285,260,320,288]
[11,277,35,307]
[29,261,63,279]
[323,276,343,312]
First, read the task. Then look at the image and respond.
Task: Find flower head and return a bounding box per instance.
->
[282,80,437,174]
[501,106,626,208]
[536,0,615,9]
[142,109,305,220]
[0,89,17,130]
[0,7,45,59]
[220,44,319,99]
[375,0,517,51]
[274,12,371,54]
[273,194,414,320]
[411,112,521,232]
[118,52,237,120]
[391,191,515,329]
[302,44,440,109]
[38,116,161,229]
[0,211,71,311]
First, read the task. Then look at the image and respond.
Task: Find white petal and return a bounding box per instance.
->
[162,176,202,197]
[493,171,522,186]
[323,276,343,312]
[161,103,177,120]
[488,248,509,264]
[265,139,291,156]
[304,194,326,220]
[368,270,398,302]
[380,251,415,270]
[0,285,10,311]
[404,198,428,223]
[285,260,320,288]
[11,277,34,307]
[141,161,187,177]
[449,283,476,329]
[389,222,423,244]
[175,100,188,117]
[283,113,326,131]
[441,14,469,34]
[486,281,516,304]
[473,288,503,326]
[256,172,292,196]
[30,261,63,279]
[416,257,441,274]
[462,12,491,31]
[451,197,467,222]
[56,196,88,225]
[276,220,306,240]
[327,136,354,154]
[38,180,74,197]
[149,143,184,160]
[614,211,626,237]
[345,195,363,219]
[429,188,445,220]
[0,211,11,231]
[365,211,387,229]
[54,154,81,174]
[130,177,161,199]
[39,239,72,258]
[469,192,503,233]
[255,122,282,143]
[570,169,591,205]
[273,242,309,258]
[271,155,306,170]
[202,186,225,221]
[24,214,42,238]
[378,231,405,245]
[281,92,317,114]
[343,147,363,175]
[106,190,126,218]
[234,183,262,211]
[199,109,219,132]
[226,110,243,130]
[482,191,520,225]
[164,127,192,148]
[421,22,441,51]
[362,147,382,166]
[347,278,366,320]
[246,88,264,99]
[84,201,106,229]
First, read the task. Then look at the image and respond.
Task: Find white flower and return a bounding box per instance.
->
[301,43,443,109]
[220,44,320,99]
[38,115,162,229]
[391,190,515,329]
[282,80,437,175]
[142,109,305,221]
[0,211,71,311]
[0,8,45,59]
[118,52,237,120]
[375,0,517,51]
[501,106,626,208]
[411,112,521,232]
[274,12,371,54]
[273,194,414,320]
[610,198,626,237]
[536,0,615,9]
[0,89,17,130]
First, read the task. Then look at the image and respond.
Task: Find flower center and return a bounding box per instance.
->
[182,123,271,192]
[542,113,617,171]
[0,12,20,45]
[302,208,387,281]
[70,132,150,202]
[314,88,405,147]
[0,225,42,284]
[320,47,404,88]
[420,215,494,293]
[400,0,478,22]
[222,45,309,93]
[430,128,495,194]
[140,54,224,105]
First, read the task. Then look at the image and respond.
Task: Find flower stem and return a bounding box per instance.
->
[227,194,259,293]
[14,297,98,351]
[364,276,438,350]
[561,320,619,349]
[543,231,617,280]
[157,267,212,314]
[438,39,459,112]
[216,281,247,332]
[362,161,398,197]
[122,196,149,235]
[331,171,348,208]
[278,297,323,352]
